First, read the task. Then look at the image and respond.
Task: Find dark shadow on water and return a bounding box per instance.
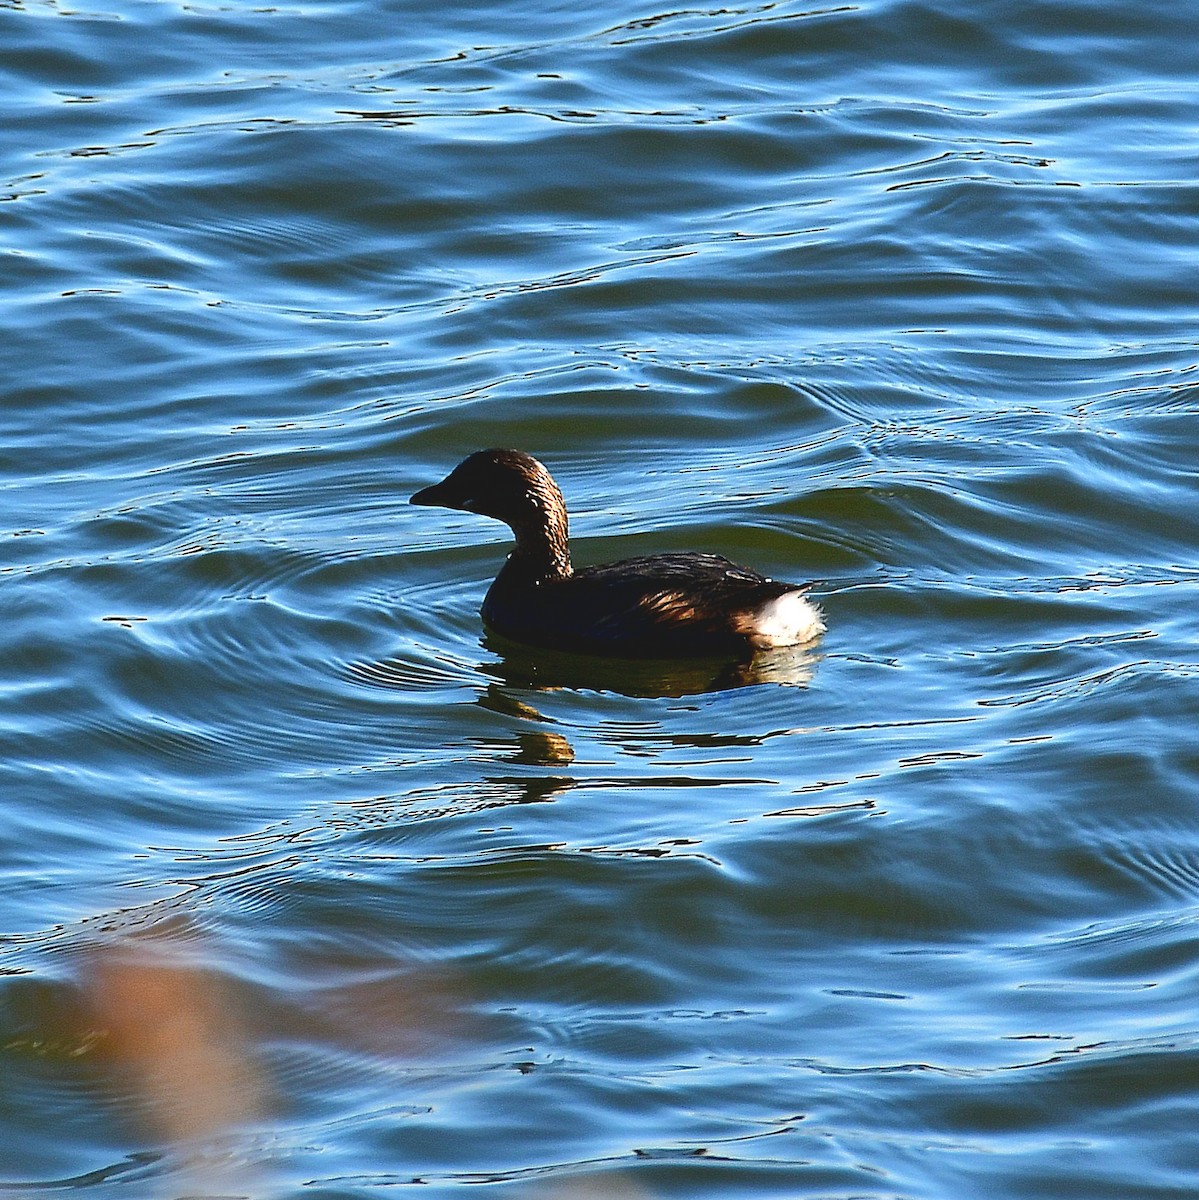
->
[479,631,822,698]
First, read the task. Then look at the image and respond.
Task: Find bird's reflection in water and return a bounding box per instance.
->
[472,685,578,804]
[480,631,821,698]
[507,729,575,775]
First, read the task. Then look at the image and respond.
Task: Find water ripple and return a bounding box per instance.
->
[5,0,1199,1195]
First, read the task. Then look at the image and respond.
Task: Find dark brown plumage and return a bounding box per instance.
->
[411,449,824,658]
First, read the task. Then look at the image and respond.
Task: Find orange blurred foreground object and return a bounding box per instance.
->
[87,940,264,1151]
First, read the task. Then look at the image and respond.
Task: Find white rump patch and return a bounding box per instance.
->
[743,591,825,648]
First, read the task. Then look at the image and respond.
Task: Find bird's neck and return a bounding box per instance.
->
[504,507,572,583]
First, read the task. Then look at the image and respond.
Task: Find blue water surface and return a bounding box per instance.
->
[3,1,1198,1196]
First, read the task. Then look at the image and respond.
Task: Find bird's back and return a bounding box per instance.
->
[483,551,820,657]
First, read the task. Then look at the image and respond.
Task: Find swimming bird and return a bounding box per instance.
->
[410,449,824,658]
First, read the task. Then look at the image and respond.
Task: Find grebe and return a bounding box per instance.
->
[411,449,824,657]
